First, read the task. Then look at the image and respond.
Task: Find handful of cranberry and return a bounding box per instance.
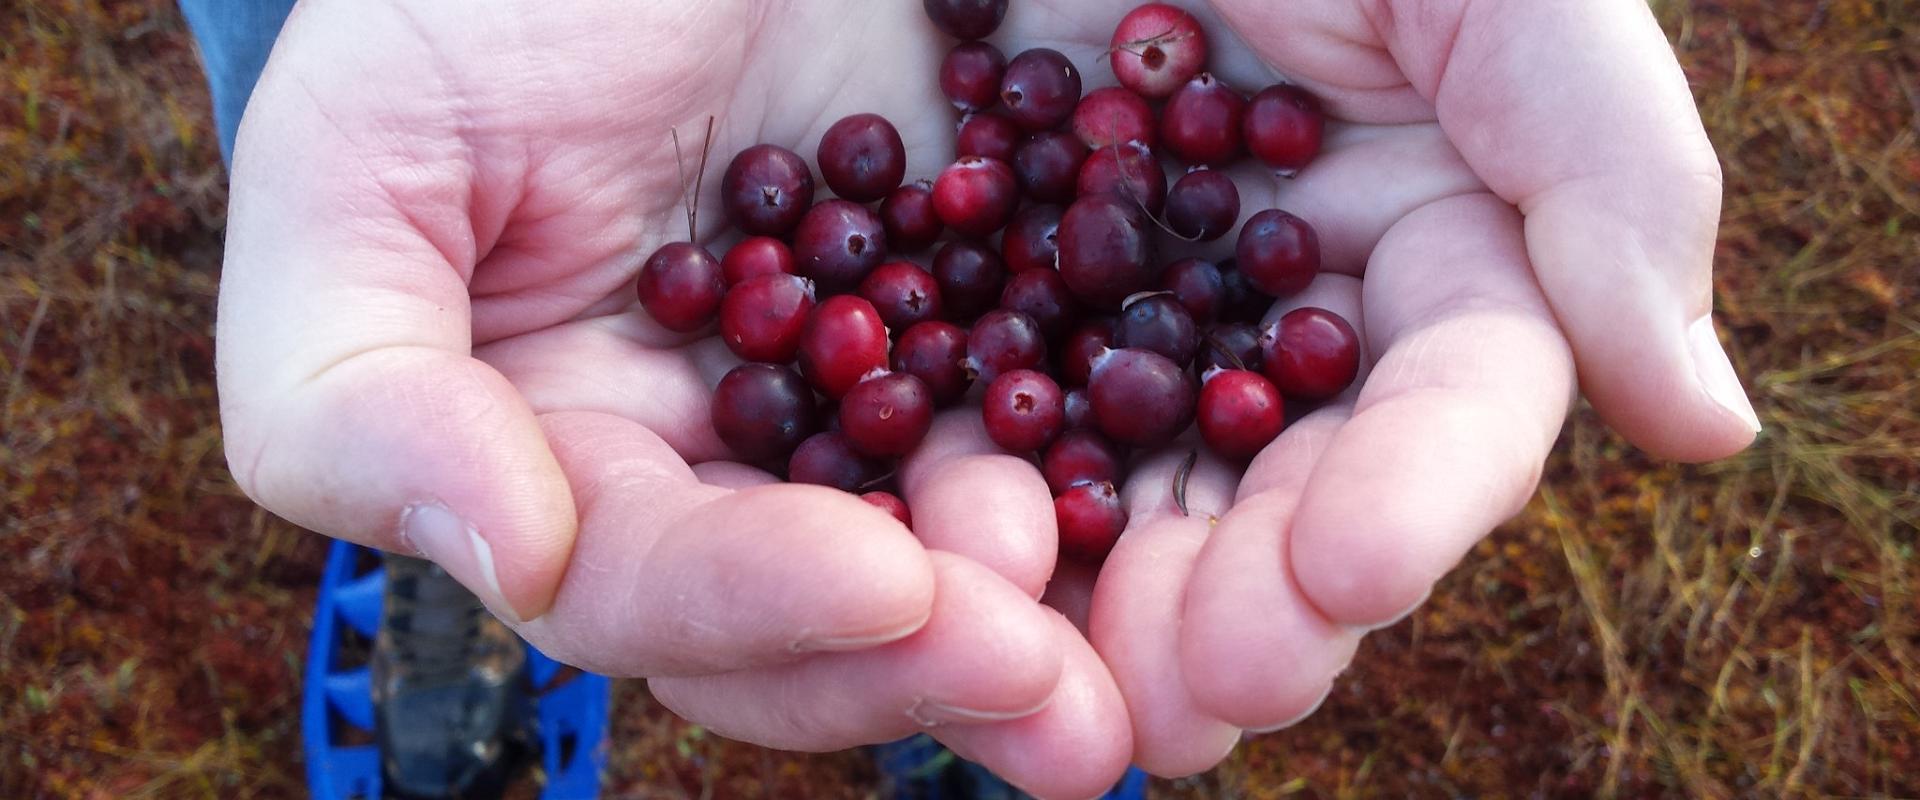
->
[638,1,1360,562]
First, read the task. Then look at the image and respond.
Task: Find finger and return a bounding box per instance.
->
[933,612,1134,800]
[690,460,780,488]
[1041,559,1100,635]
[899,410,1058,598]
[1087,448,1242,777]
[647,552,1064,751]
[1290,193,1575,626]
[513,412,935,677]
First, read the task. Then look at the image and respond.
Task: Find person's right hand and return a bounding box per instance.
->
[215,2,1136,795]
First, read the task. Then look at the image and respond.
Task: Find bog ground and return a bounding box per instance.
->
[3,0,1915,797]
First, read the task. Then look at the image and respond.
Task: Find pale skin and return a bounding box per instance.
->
[215,0,1758,796]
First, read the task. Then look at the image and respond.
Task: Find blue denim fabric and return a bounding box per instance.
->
[178,0,299,165]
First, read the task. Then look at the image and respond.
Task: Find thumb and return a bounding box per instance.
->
[1372,0,1761,461]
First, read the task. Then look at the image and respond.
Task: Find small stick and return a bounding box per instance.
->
[1173,449,1198,516]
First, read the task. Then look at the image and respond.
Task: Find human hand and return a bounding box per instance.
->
[1053,0,1762,774]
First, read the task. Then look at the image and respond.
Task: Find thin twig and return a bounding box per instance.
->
[1173,449,1198,516]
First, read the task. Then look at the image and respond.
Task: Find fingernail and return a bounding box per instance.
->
[401,501,521,622]
[907,696,1053,727]
[1688,315,1761,433]
[1244,682,1334,734]
[790,611,931,653]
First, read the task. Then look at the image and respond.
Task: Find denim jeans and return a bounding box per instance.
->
[178,0,299,165]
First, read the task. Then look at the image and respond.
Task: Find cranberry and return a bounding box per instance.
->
[816,113,906,203]
[956,113,1022,162]
[932,156,1019,238]
[1001,204,1062,273]
[1088,347,1195,447]
[710,363,818,463]
[721,236,797,285]
[1235,209,1320,298]
[637,241,725,332]
[788,431,887,492]
[1197,368,1285,461]
[892,320,974,406]
[859,261,943,330]
[999,267,1078,341]
[940,41,1007,111]
[1259,307,1360,401]
[792,199,888,294]
[1063,387,1092,429]
[1158,257,1225,323]
[1115,293,1199,365]
[1078,140,1166,216]
[721,144,815,236]
[861,490,914,526]
[1108,3,1207,99]
[1059,319,1116,387]
[1000,48,1082,132]
[1245,84,1325,177]
[982,369,1067,452]
[967,309,1046,383]
[1199,322,1263,373]
[880,180,942,253]
[1041,428,1123,495]
[796,295,890,399]
[1012,131,1088,204]
[1070,86,1156,150]
[1057,193,1156,309]
[1164,169,1240,241]
[922,0,1007,40]
[1056,481,1127,561]
[1160,73,1246,166]
[719,273,816,362]
[839,372,935,457]
[931,239,1007,321]
[1217,259,1272,323]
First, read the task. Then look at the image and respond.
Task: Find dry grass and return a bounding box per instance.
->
[2,0,1915,797]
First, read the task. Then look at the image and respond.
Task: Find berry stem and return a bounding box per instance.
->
[1173,449,1197,516]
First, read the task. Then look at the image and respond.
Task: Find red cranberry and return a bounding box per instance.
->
[956,113,1023,162]
[1160,73,1246,166]
[880,180,943,253]
[792,199,888,293]
[721,236,797,285]
[861,490,914,526]
[982,369,1067,452]
[1158,257,1225,323]
[1197,368,1285,461]
[1001,204,1062,274]
[637,241,725,332]
[719,273,816,362]
[1235,209,1320,298]
[1041,428,1123,495]
[999,267,1078,341]
[1259,307,1359,401]
[817,113,906,203]
[1245,84,1325,177]
[967,309,1046,383]
[839,372,935,457]
[1000,48,1082,132]
[892,320,974,406]
[1078,140,1166,216]
[1164,169,1240,241]
[796,295,890,399]
[1217,259,1272,323]
[931,240,1007,321]
[859,261,943,330]
[1088,347,1195,447]
[1199,322,1263,373]
[940,41,1007,111]
[788,431,886,492]
[1056,481,1127,561]
[1070,86,1156,150]
[1108,3,1207,99]
[922,0,1007,40]
[711,363,818,463]
[721,144,815,236]
[1057,193,1156,309]
[1063,387,1092,429]
[1059,319,1116,387]
[1115,293,1200,365]
[932,156,1019,238]
[1012,131,1088,204]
